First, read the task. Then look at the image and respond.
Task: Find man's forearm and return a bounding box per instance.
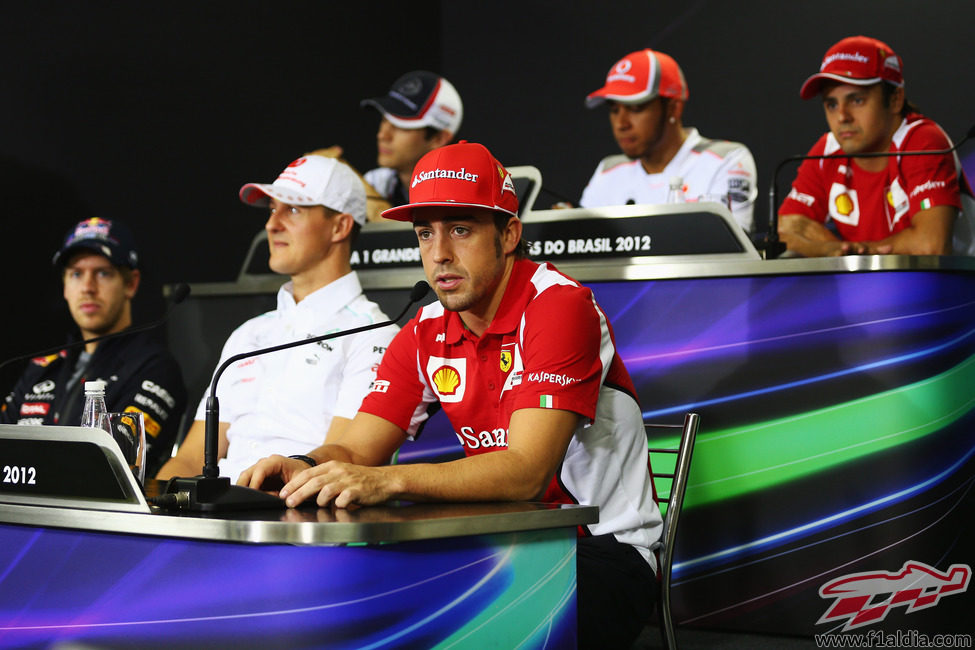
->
[778,213,854,257]
[869,207,954,255]
[284,447,552,509]
[379,448,551,503]
[155,455,203,480]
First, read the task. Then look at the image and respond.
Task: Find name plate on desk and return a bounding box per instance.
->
[0,425,149,513]
[348,203,756,270]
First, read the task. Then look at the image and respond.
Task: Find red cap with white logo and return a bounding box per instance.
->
[381,141,519,222]
[586,49,688,108]
[799,36,904,100]
[239,155,367,226]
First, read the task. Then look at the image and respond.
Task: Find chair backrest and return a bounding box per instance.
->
[506,165,542,218]
[645,412,700,650]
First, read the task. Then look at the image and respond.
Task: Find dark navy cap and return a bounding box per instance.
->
[53,218,139,269]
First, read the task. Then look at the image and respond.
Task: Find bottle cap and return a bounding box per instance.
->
[84,379,107,394]
[669,175,683,188]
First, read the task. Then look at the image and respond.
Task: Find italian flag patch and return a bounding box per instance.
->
[540,395,557,408]
[920,198,932,210]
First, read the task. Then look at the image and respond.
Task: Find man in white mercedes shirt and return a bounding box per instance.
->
[157,155,396,483]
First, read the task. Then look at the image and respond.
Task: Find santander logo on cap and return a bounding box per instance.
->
[381,141,520,222]
[411,166,480,189]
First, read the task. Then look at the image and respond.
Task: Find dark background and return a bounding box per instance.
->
[2,0,973,392]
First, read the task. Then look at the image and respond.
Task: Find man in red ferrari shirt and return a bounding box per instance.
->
[240,141,661,648]
[778,35,974,256]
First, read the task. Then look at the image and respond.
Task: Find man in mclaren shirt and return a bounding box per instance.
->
[1,218,187,477]
[240,142,661,649]
[581,48,758,232]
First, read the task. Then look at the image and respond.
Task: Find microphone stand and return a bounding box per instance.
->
[0,284,191,375]
[763,124,975,260]
[158,281,430,512]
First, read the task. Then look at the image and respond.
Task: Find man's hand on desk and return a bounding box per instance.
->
[237,454,314,495]
[238,454,398,508]
[833,240,894,256]
[278,461,396,509]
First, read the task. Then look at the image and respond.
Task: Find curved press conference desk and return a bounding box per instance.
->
[6,203,973,643]
[0,491,595,648]
[166,203,974,638]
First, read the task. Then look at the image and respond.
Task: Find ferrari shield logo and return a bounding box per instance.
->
[500,350,512,373]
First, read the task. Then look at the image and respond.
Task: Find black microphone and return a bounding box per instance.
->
[763,123,975,259]
[0,282,191,375]
[158,281,430,512]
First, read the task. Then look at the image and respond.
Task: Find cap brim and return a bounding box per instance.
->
[239,183,317,207]
[361,97,428,127]
[585,88,656,109]
[382,200,517,222]
[799,72,881,99]
[54,241,121,268]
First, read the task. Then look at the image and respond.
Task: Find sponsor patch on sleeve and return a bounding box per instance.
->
[124,406,161,438]
[539,395,559,409]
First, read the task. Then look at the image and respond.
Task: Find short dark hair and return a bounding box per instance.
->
[322,206,362,246]
[492,212,530,258]
[881,82,916,117]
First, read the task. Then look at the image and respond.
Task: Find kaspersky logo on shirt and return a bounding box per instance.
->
[427,357,466,403]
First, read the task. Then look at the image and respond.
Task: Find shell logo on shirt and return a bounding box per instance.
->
[835,193,854,216]
[829,183,860,225]
[427,357,466,403]
[434,367,460,394]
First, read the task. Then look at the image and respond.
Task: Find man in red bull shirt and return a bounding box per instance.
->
[778,35,975,256]
[1,218,187,477]
[241,142,662,648]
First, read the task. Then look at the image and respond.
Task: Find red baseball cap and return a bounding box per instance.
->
[800,36,904,100]
[381,141,519,222]
[586,49,688,108]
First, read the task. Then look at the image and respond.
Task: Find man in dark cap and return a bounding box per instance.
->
[360,70,463,208]
[1,217,187,477]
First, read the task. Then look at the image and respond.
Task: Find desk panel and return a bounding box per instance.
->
[170,254,975,639]
[399,260,975,637]
[0,503,591,648]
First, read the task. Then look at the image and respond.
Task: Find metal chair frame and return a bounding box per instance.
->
[646,412,700,650]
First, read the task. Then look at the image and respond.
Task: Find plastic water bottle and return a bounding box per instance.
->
[667,176,686,204]
[81,379,110,433]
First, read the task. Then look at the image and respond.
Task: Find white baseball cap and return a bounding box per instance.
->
[239,155,367,226]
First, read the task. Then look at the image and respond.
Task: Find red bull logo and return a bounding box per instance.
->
[817,560,971,631]
[67,218,112,244]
